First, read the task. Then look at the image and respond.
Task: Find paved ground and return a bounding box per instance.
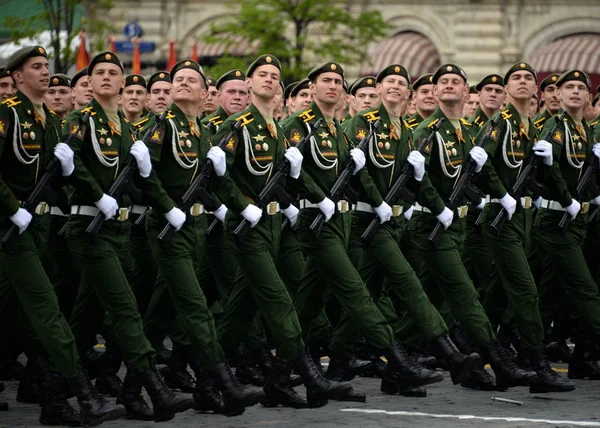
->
[1,360,599,428]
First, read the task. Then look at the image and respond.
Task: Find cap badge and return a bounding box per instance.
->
[105,54,112,60]
[266,56,272,63]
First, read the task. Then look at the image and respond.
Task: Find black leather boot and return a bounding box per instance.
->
[140,368,194,422]
[94,348,123,397]
[525,346,575,393]
[190,354,225,415]
[383,342,443,392]
[461,366,497,391]
[235,345,264,387]
[161,347,195,393]
[116,371,154,420]
[484,339,536,390]
[261,356,309,408]
[294,349,352,408]
[255,343,302,387]
[568,340,600,380]
[545,324,572,363]
[79,348,104,380]
[17,356,49,404]
[155,347,172,366]
[431,334,482,385]
[212,362,264,416]
[323,357,366,402]
[39,371,81,427]
[69,369,126,426]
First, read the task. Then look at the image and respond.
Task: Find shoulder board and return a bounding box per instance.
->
[472,116,485,126]
[501,109,512,120]
[298,109,316,123]
[460,118,470,126]
[80,106,97,117]
[402,119,411,128]
[362,110,380,123]
[533,116,546,126]
[165,110,176,120]
[405,119,418,130]
[590,119,599,128]
[427,117,441,128]
[134,116,149,129]
[234,111,254,127]
[2,96,21,108]
[61,119,66,127]
[124,117,133,125]
[208,115,224,126]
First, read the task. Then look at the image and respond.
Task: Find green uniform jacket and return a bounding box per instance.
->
[405,113,425,132]
[533,109,552,132]
[412,108,476,215]
[0,92,62,217]
[63,98,135,207]
[539,113,598,206]
[474,104,539,199]
[201,106,227,129]
[469,106,489,131]
[342,102,418,204]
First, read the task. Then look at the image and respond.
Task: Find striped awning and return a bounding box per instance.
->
[529,33,600,74]
[197,35,259,58]
[359,31,441,80]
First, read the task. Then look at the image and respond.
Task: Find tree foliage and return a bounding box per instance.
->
[3,0,115,73]
[203,0,391,82]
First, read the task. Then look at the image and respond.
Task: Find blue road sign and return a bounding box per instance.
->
[114,40,156,54]
[124,22,143,39]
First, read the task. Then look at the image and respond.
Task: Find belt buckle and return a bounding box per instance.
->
[582,202,590,214]
[267,201,278,215]
[339,200,349,213]
[191,203,203,216]
[38,202,48,215]
[118,208,129,222]
[392,205,402,217]
[521,196,532,209]
[457,205,468,219]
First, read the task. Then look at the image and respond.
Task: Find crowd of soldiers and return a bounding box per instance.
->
[0,42,600,427]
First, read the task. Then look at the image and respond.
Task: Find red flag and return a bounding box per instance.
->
[108,35,116,53]
[76,31,90,71]
[167,39,176,70]
[190,42,198,63]
[132,37,141,74]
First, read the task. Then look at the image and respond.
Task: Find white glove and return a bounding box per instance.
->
[566,200,581,219]
[498,193,517,220]
[476,197,486,210]
[469,146,488,173]
[241,204,263,228]
[317,197,335,222]
[350,148,366,174]
[165,207,186,231]
[130,141,152,178]
[593,143,600,161]
[284,147,303,179]
[94,194,119,220]
[207,146,226,177]
[533,197,542,210]
[533,140,553,166]
[10,208,32,234]
[282,204,299,226]
[54,142,75,176]
[404,206,414,221]
[592,195,600,205]
[374,201,393,224]
[407,151,425,181]
[213,204,228,223]
[436,207,454,230]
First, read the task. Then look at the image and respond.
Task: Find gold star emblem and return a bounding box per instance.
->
[258,124,263,129]
[21,121,32,129]
[376,132,389,140]
[446,130,450,135]
[252,134,266,142]
[383,123,388,128]
[178,130,189,139]
[318,131,330,139]
[98,128,108,136]
[27,109,32,115]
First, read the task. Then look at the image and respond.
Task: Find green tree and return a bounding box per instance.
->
[3,0,115,73]
[203,0,391,81]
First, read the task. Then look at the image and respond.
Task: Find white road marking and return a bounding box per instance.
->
[341,408,600,426]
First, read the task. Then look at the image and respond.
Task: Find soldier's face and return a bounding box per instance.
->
[248,65,280,100]
[529,98,539,118]
[434,74,467,105]
[13,57,50,95]
[312,72,343,107]
[478,84,505,112]
[172,69,205,104]
[463,93,479,118]
[378,75,409,106]
[220,80,249,116]
[0,76,16,100]
[541,84,560,112]
[204,85,220,114]
[44,86,72,116]
[72,76,93,108]
[90,64,123,98]
[286,97,295,115]
[120,85,146,115]
[506,71,536,100]
[557,81,588,111]
[353,87,379,112]
[272,85,284,113]
[414,84,437,114]
[595,101,600,117]
[292,88,312,111]
[147,81,172,113]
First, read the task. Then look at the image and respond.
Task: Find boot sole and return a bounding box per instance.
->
[260,398,309,409]
[81,407,127,427]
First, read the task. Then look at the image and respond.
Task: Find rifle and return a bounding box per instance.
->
[360,118,445,243]
[85,110,168,236]
[309,120,380,236]
[2,112,91,248]
[428,117,499,245]
[558,147,599,235]
[232,118,324,239]
[157,119,242,242]
[491,111,567,234]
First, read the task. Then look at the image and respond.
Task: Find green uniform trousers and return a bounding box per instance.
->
[217,213,304,361]
[67,216,153,374]
[1,215,80,376]
[462,210,496,293]
[409,211,495,348]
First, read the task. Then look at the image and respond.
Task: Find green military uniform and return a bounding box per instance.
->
[469,106,489,131]
[533,74,561,132]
